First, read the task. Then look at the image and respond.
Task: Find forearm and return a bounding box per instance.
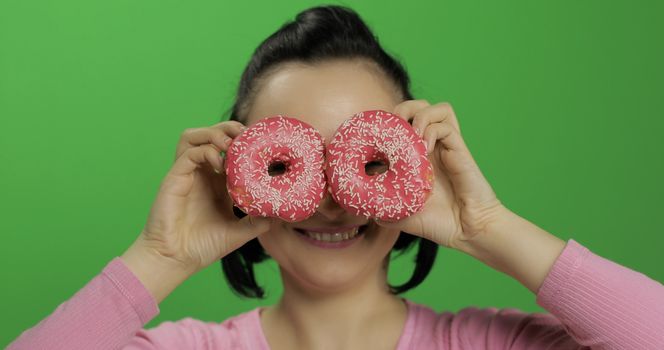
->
[453,207,664,348]
[120,237,197,304]
[452,206,566,294]
[7,254,162,350]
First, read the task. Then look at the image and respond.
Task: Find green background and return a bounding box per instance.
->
[1,0,663,346]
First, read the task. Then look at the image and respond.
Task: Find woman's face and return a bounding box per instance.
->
[245,59,403,294]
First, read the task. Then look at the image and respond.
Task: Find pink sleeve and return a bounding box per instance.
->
[6,257,203,350]
[454,239,664,349]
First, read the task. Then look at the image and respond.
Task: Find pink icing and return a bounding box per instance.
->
[325,110,434,221]
[225,116,326,222]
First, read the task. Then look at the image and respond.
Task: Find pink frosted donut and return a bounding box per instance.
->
[325,110,434,222]
[225,115,326,222]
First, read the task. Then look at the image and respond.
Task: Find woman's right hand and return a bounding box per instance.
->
[128,120,274,276]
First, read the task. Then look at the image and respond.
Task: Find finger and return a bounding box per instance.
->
[175,121,246,159]
[211,150,225,175]
[170,144,225,178]
[423,120,468,155]
[392,99,431,134]
[424,122,495,205]
[410,102,458,139]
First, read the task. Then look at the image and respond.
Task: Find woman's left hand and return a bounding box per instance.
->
[374,100,510,248]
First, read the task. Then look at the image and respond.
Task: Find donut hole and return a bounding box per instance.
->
[268,161,289,177]
[365,152,389,176]
[365,160,388,175]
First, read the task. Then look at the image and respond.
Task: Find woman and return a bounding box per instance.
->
[8,5,664,350]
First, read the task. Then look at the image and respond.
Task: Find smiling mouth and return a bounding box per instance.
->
[293,223,369,242]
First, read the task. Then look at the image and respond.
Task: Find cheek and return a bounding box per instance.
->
[255,224,305,264]
[372,227,402,251]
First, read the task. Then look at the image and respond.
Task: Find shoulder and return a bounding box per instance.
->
[127,308,261,349]
[405,300,583,349]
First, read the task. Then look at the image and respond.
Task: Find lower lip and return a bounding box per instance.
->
[295,228,365,249]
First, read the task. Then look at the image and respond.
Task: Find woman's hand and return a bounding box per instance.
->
[374,100,510,248]
[133,120,274,274]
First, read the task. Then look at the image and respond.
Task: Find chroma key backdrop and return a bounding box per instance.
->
[1,1,663,347]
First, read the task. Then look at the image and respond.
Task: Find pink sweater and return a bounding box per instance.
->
[7,239,664,349]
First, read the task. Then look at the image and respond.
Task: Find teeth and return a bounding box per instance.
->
[304,227,359,242]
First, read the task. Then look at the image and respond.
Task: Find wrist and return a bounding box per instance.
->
[120,237,197,304]
[451,205,518,256]
[451,206,566,293]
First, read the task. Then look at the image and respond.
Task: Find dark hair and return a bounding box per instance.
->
[220,4,438,299]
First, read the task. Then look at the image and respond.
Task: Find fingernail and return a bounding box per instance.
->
[224,137,232,145]
[424,141,428,153]
[414,127,421,136]
[219,152,226,171]
[213,168,221,174]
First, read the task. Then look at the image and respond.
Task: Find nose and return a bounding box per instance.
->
[315,190,347,220]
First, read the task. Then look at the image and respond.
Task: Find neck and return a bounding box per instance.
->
[260,256,409,349]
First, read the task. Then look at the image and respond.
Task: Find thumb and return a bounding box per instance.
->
[219,215,274,258]
[230,214,274,237]
[374,216,411,230]
[374,215,422,237]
